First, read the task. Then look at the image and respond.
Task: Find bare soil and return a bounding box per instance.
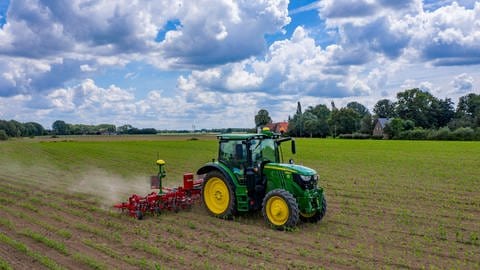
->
[1,139,479,269]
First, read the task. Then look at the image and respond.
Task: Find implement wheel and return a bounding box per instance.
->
[300,196,327,223]
[202,171,236,219]
[135,210,144,220]
[262,189,299,230]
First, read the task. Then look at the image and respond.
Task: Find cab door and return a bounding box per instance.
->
[219,140,247,185]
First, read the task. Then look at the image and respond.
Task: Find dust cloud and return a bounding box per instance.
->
[69,168,152,209]
[0,159,157,210]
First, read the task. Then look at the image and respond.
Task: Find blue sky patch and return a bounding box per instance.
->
[0,0,9,27]
[155,19,181,42]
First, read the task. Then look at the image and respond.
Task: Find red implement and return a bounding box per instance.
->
[114,173,203,219]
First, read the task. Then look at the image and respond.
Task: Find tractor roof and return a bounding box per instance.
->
[217,133,279,141]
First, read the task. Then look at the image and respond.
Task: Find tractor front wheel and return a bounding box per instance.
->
[262,189,299,230]
[202,171,236,219]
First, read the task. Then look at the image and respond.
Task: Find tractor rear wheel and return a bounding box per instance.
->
[202,171,236,219]
[300,196,327,223]
[262,189,299,230]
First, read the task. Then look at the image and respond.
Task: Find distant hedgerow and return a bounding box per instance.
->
[0,130,8,141]
[338,133,371,139]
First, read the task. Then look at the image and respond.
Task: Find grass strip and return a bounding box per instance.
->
[0,232,65,270]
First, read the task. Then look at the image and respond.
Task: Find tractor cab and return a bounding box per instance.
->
[197,128,326,230]
[217,130,292,178]
[216,130,293,210]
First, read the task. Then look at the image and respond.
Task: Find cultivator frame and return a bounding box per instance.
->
[114,160,203,219]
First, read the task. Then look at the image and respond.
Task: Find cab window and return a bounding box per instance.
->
[251,139,277,164]
[219,140,246,168]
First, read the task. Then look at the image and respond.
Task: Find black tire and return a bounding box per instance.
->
[300,196,327,223]
[262,189,299,230]
[135,210,144,220]
[201,171,236,219]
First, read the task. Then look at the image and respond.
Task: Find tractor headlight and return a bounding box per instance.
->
[293,174,318,190]
[299,175,311,181]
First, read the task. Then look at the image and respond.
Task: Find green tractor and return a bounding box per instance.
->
[197,128,326,229]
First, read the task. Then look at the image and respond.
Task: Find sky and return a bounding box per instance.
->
[0,0,479,130]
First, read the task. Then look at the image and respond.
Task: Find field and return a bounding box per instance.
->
[0,135,479,269]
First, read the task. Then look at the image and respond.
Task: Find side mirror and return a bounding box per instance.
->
[291,139,296,154]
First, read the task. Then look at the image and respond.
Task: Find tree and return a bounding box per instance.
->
[457,93,480,117]
[254,109,272,128]
[0,120,45,137]
[454,93,480,128]
[24,122,45,136]
[346,101,369,133]
[0,130,8,140]
[117,124,133,134]
[360,113,373,134]
[302,112,318,138]
[384,118,404,139]
[347,102,369,117]
[296,101,302,115]
[373,99,396,118]
[403,119,415,131]
[329,108,359,135]
[97,124,116,134]
[395,88,438,129]
[52,120,69,135]
[305,104,331,137]
[23,122,37,137]
[431,98,454,128]
[4,120,22,137]
[288,102,304,137]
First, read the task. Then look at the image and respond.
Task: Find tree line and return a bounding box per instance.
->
[0,120,158,140]
[2,88,478,141]
[0,119,257,140]
[0,120,46,140]
[52,121,164,135]
[277,89,479,140]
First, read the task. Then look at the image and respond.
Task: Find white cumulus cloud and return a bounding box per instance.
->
[451,73,474,93]
[178,26,370,98]
[0,0,291,97]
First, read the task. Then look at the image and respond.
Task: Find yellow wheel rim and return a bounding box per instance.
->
[265,196,289,226]
[204,177,229,215]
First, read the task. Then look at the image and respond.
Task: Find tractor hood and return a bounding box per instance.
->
[263,163,317,176]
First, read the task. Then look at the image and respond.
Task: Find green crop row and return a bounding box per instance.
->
[0,232,65,270]
[0,257,13,270]
[0,205,73,240]
[74,222,122,243]
[72,253,107,270]
[19,229,69,255]
[82,239,155,269]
